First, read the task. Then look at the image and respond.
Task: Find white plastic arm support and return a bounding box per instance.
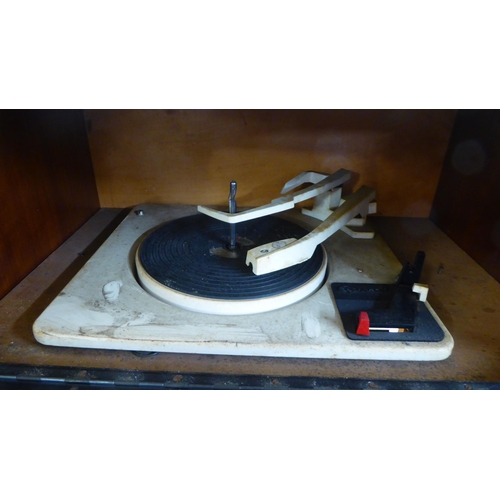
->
[246,185,376,275]
[197,169,352,223]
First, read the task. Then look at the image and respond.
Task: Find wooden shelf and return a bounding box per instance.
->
[1,208,499,385]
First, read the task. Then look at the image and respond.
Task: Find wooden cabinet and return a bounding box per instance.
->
[431,110,500,282]
[1,109,499,386]
[0,110,99,299]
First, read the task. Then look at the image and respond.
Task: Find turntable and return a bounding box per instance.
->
[33,169,454,360]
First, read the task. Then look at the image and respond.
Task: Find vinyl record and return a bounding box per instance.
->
[136,214,327,315]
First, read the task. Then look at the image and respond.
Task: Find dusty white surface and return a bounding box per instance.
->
[33,204,454,360]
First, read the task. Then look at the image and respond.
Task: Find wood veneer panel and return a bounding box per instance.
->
[84,110,456,217]
[0,110,100,299]
[430,110,500,283]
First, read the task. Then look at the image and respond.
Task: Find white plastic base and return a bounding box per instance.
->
[33,204,454,361]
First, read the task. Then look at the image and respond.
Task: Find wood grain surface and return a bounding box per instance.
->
[0,110,100,299]
[431,110,500,283]
[84,110,456,217]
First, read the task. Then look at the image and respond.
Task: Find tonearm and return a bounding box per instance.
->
[198,169,377,275]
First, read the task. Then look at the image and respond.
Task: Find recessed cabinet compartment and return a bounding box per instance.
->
[1,110,499,385]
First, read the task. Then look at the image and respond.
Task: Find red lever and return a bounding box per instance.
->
[356,311,370,336]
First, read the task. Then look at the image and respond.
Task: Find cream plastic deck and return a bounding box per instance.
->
[33,204,454,360]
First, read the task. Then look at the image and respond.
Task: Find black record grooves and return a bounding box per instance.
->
[138,214,325,301]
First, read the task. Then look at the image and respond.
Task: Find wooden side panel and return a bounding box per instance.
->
[84,110,456,217]
[0,110,100,299]
[431,110,500,283]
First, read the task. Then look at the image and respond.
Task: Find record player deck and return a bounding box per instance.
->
[33,169,454,360]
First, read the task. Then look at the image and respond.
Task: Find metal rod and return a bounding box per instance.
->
[228,181,237,249]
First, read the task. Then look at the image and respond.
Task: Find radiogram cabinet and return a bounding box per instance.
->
[1,109,499,388]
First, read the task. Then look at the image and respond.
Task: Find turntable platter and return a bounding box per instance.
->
[135,214,327,315]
